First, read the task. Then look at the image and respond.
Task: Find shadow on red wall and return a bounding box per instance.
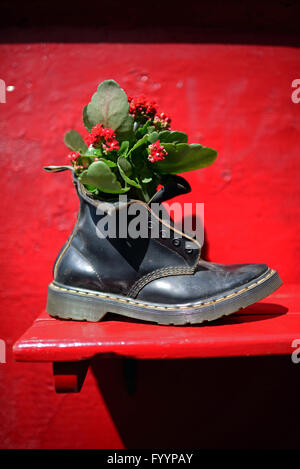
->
[91,352,298,449]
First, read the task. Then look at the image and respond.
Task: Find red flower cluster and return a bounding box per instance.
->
[128,96,157,122]
[68,151,80,163]
[128,95,171,129]
[153,112,171,130]
[148,140,167,163]
[85,124,120,153]
[67,151,87,170]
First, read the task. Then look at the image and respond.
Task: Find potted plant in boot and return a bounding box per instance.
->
[45,80,282,324]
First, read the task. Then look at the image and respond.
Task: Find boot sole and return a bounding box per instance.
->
[46,268,282,325]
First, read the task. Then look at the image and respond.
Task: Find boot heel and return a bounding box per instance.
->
[46,283,108,322]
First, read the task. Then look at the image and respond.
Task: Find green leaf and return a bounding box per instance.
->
[81,156,93,168]
[140,165,153,184]
[83,145,100,156]
[86,80,134,137]
[119,141,129,156]
[83,105,93,131]
[117,157,141,188]
[98,158,117,167]
[153,143,217,174]
[91,148,103,157]
[136,121,155,138]
[64,130,88,153]
[131,148,146,172]
[147,126,156,134]
[128,134,149,155]
[85,184,99,195]
[158,131,188,144]
[147,131,159,144]
[79,161,130,194]
[80,153,117,168]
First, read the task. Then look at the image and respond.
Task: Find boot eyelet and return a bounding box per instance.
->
[148,221,153,228]
[172,238,181,247]
[185,248,193,255]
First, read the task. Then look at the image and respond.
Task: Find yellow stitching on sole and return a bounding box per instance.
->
[50,269,276,312]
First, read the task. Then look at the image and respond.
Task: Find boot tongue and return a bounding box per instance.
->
[150,175,191,204]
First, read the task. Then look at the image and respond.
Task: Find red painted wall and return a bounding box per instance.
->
[0,41,299,448]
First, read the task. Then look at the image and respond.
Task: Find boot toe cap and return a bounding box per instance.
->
[136,262,270,305]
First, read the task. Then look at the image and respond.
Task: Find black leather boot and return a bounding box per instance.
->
[45,167,282,325]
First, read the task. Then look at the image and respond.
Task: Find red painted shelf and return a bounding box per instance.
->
[13,284,300,362]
